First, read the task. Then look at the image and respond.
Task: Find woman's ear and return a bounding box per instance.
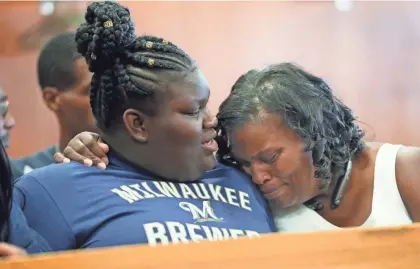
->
[123,109,148,143]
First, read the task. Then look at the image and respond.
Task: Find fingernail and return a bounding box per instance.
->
[63,158,70,163]
[84,159,93,166]
[98,163,107,170]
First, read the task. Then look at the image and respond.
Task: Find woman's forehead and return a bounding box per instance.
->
[165,70,210,103]
[230,115,291,146]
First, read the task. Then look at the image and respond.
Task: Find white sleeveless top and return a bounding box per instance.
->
[271,144,412,233]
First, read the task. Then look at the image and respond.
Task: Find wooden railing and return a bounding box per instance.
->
[1,224,420,269]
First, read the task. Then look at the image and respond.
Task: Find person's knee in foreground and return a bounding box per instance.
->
[0,142,51,257]
[15,1,275,251]
[61,63,420,233]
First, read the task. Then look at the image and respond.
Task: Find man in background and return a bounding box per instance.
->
[10,32,99,180]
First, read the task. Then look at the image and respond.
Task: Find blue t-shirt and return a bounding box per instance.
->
[10,145,56,182]
[7,202,51,254]
[14,154,275,251]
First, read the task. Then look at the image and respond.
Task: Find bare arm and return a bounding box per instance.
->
[395,146,420,221]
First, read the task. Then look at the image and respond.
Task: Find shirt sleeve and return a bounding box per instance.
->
[8,202,52,254]
[13,175,76,251]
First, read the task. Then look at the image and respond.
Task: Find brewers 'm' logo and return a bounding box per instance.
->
[179,201,224,223]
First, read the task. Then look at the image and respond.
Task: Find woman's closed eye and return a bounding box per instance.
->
[260,151,281,164]
[184,109,200,117]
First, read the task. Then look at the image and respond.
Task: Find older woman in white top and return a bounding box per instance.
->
[56,63,420,233]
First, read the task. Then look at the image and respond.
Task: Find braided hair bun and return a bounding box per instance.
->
[75,1,136,73]
[74,1,196,130]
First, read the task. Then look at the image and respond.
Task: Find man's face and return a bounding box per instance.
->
[56,58,98,136]
[0,86,15,148]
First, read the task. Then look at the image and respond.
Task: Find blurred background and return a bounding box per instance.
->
[1,0,419,158]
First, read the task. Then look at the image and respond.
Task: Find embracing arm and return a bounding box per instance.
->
[395,146,420,222]
[13,176,76,251]
[7,202,51,254]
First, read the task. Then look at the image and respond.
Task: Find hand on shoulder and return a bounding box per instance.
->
[395,146,420,221]
[54,132,109,170]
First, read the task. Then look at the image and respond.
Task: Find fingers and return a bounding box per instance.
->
[98,137,110,162]
[61,132,108,170]
[53,152,70,164]
[62,141,95,166]
[0,243,26,258]
[98,142,109,165]
[78,133,108,169]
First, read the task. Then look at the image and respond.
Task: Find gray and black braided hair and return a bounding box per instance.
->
[216,63,365,192]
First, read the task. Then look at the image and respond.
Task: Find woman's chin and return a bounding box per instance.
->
[267,194,299,210]
[263,186,294,207]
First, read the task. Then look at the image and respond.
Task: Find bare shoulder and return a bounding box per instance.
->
[364,142,385,157]
[395,145,420,221]
[396,145,420,176]
[364,142,420,164]
[396,145,420,158]
[365,141,385,150]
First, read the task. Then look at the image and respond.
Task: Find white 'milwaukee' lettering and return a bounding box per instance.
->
[153,182,182,198]
[208,185,227,203]
[179,184,198,199]
[144,221,260,246]
[111,182,252,211]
